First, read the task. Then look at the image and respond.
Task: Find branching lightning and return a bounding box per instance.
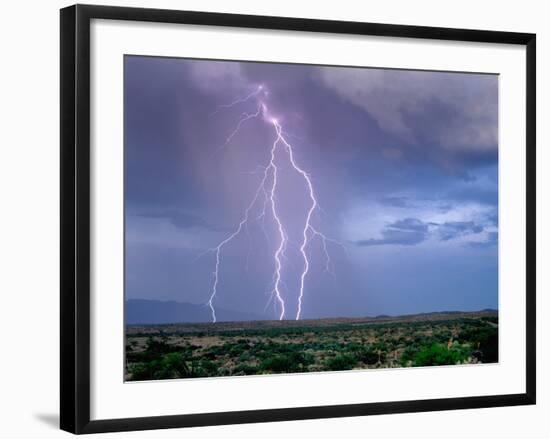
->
[218,104,263,152]
[210,85,265,116]
[204,84,343,322]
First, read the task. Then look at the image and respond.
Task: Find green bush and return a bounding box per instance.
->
[260,352,313,373]
[359,348,379,365]
[129,352,191,380]
[260,354,295,373]
[324,353,358,371]
[399,346,418,367]
[233,364,259,375]
[413,343,468,367]
[458,324,498,363]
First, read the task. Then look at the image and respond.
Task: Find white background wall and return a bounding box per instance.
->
[0,0,546,437]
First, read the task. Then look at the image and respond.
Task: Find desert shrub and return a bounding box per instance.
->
[129,352,191,380]
[216,366,232,376]
[324,353,358,371]
[206,344,232,356]
[158,352,191,378]
[260,352,313,373]
[128,363,151,380]
[346,342,365,353]
[193,359,218,376]
[126,340,138,352]
[201,350,218,361]
[233,364,259,375]
[145,338,173,354]
[260,354,295,373]
[228,343,248,356]
[239,352,252,362]
[412,343,468,367]
[126,337,191,365]
[459,325,498,363]
[359,348,380,365]
[399,346,418,367]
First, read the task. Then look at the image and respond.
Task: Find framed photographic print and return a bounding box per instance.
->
[60,4,536,434]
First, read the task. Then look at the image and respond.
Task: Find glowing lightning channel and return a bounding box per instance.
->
[218,104,262,152]
[206,160,273,322]
[272,121,329,320]
[211,85,265,116]
[267,132,287,320]
[206,98,288,321]
[205,86,342,323]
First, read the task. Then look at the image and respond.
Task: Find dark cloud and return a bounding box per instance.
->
[438,221,484,241]
[125,56,499,318]
[392,218,430,233]
[319,68,498,157]
[355,218,429,247]
[355,218,488,247]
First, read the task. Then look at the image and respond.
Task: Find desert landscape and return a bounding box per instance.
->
[125,310,498,381]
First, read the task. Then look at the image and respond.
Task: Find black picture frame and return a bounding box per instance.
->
[60,4,536,434]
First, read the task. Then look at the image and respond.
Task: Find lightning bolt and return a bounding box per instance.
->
[206,155,273,323]
[205,85,342,322]
[218,103,263,152]
[210,85,265,116]
[267,135,287,320]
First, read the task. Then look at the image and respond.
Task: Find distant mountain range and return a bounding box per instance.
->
[125,299,262,324]
[126,299,497,326]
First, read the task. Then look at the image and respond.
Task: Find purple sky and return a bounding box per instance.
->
[124,55,498,321]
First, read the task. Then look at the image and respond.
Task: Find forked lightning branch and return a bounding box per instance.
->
[204,85,341,322]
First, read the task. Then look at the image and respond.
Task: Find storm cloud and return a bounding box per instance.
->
[438,221,484,241]
[318,67,498,153]
[124,56,499,318]
[355,218,430,247]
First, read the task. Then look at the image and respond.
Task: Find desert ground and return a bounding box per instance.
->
[125,310,498,381]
